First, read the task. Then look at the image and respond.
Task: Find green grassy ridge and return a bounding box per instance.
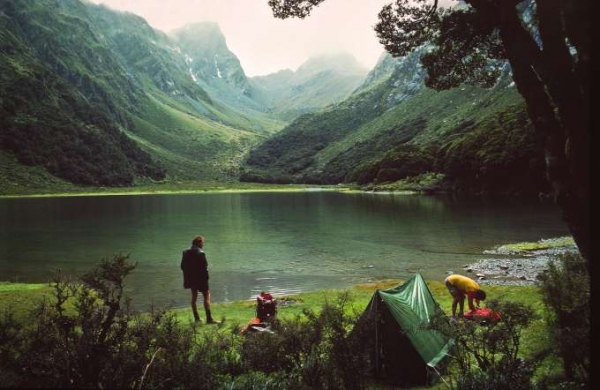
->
[129,94,263,182]
[0,150,77,195]
[1,0,289,191]
[241,53,545,197]
[0,0,166,185]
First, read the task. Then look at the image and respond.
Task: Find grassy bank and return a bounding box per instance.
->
[1,238,579,388]
[0,275,564,389]
[0,278,545,340]
[0,179,361,198]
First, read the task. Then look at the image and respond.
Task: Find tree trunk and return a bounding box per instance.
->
[474,0,592,265]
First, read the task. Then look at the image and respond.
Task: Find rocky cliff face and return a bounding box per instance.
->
[170,22,255,103]
[354,49,426,108]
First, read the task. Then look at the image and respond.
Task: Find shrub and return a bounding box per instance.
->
[537,252,590,386]
[0,255,228,388]
[240,292,372,389]
[432,299,537,389]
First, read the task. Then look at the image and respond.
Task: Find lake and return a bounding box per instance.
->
[0,191,569,310]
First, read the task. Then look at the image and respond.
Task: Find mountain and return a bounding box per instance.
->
[0,0,284,189]
[169,22,271,117]
[250,52,369,121]
[241,51,548,196]
[170,24,369,124]
[0,0,546,196]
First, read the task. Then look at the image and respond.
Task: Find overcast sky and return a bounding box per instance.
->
[89,0,394,76]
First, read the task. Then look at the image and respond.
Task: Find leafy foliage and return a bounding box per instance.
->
[0,253,586,388]
[432,299,538,389]
[242,52,546,196]
[266,0,591,269]
[437,103,547,196]
[537,252,590,386]
[0,256,371,389]
[376,1,505,90]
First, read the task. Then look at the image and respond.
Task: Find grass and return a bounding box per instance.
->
[0,181,357,198]
[493,236,576,254]
[0,277,559,389]
[0,282,53,320]
[0,277,547,337]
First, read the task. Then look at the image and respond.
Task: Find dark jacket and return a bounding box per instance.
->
[181,246,209,289]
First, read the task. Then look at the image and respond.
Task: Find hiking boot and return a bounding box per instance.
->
[205,309,220,324]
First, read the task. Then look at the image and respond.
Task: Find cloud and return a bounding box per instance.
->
[89,0,390,76]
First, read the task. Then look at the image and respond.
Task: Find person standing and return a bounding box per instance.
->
[181,235,218,324]
[445,274,486,317]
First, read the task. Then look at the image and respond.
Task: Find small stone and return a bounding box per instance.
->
[476,273,485,278]
[466,268,473,273]
[478,276,486,280]
[499,264,509,270]
[519,275,527,280]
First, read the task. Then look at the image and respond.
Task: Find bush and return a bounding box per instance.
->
[537,252,590,386]
[240,292,372,389]
[3,253,586,389]
[0,255,229,388]
[0,258,375,389]
[432,299,537,389]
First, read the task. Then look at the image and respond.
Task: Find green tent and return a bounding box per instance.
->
[358,273,453,386]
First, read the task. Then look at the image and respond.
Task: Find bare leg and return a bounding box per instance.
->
[191,289,200,322]
[452,297,458,317]
[458,296,465,317]
[202,290,211,312]
[202,290,218,323]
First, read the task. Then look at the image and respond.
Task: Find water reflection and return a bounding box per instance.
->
[0,192,568,309]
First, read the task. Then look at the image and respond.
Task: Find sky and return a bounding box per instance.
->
[88,0,392,76]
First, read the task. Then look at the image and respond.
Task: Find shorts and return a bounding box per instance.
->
[191,282,209,293]
[445,278,463,298]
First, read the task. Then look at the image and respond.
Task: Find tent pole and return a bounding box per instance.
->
[374,295,380,377]
[430,365,451,389]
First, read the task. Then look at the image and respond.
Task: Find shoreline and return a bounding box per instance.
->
[0,184,367,199]
[2,236,575,291]
[461,236,577,286]
[0,186,422,200]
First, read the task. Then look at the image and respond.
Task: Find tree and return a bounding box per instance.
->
[267,0,591,266]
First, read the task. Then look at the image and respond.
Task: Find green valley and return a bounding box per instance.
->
[242,51,547,197]
[1,0,548,198]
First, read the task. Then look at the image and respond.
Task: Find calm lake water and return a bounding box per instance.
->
[0,191,568,310]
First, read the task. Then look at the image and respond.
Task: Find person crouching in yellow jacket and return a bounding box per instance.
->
[445,274,487,317]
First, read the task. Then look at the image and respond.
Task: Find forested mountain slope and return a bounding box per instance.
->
[241,51,548,196]
[0,0,280,188]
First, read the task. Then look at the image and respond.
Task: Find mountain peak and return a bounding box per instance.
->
[295,52,369,80]
[170,22,227,50]
[175,21,221,34]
